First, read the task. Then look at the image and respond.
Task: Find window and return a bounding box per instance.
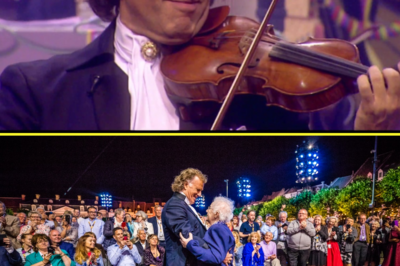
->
[367,172,372,179]
[378,169,384,181]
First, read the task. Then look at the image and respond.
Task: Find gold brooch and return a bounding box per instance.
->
[141,41,159,62]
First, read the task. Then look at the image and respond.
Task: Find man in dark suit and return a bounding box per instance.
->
[49,229,75,260]
[0,0,398,131]
[0,237,22,266]
[148,205,166,249]
[134,229,149,266]
[162,168,232,266]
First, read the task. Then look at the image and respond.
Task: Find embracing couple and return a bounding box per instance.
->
[162,168,235,266]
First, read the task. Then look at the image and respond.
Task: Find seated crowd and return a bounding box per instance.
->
[1,200,400,266]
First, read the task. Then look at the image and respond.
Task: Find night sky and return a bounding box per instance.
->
[1,136,399,207]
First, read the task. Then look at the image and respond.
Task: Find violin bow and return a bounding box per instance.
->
[210,0,280,130]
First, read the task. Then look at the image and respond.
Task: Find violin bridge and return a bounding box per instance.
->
[239,30,255,55]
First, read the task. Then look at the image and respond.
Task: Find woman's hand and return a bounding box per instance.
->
[179,232,193,248]
[355,63,400,130]
[43,253,52,264]
[53,246,63,255]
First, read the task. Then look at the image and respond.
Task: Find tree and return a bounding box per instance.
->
[379,167,400,209]
[335,177,373,218]
[288,190,314,217]
[259,196,289,218]
[309,188,340,216]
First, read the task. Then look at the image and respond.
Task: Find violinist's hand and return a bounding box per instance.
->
[355,63,400,130]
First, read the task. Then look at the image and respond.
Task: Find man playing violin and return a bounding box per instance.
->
[0,0,399,131]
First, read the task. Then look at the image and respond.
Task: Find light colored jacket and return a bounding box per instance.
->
[286,220,316,250]
[0,215,20,249]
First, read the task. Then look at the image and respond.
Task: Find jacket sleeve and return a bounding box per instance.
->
[256,247,264,265]
[0,64,40,130]
[5,216,20,238]
[164,200,194,239]
[186,225,232,264]
[129,245,142,264]
[319,226,329,242]
[107,245,126,265]
[67,244,75,260]
[103,220,113,238]
[304,222,316,237]
[7,248,23,265]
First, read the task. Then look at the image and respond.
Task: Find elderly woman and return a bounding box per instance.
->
[326,216,342,266]
[180,196,235,266]
[133,211,154,239]
[260,232,281,266]
[308,215,328,266]
[366,221,382,266]
[339,217,357,266]
[18,211,51,241]
[24,234,74,266]
[242,232,264,266]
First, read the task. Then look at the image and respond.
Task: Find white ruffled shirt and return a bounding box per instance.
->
[114,16,180,130]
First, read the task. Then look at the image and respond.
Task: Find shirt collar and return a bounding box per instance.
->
[179,192,192,206]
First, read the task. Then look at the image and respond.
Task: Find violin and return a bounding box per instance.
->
[161,3,369,130]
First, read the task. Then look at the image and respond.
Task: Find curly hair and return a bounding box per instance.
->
[31,234,50,252]
[75,233,102,264]
[209,196,234,223]
[171,168,207,192]
[88,0,120,22]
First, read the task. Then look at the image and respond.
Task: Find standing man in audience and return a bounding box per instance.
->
[275,212,289,266]
[239,210,261,244]
[17,213,27,228]
[0,201,20,249]
[49,229,75,259]
[74,209,84,226]
[148,205,166,249]
[261,216,278,241]
[78,206,105,244]
[103,208,126,249]
[353,213,370,266]
[134,229,149,266]
[108,228,142,266]
[286,209,316,266]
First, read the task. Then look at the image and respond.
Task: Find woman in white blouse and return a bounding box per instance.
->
[133,211,154,239]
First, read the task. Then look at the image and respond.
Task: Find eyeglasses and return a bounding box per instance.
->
[89,211,97,214]
[30,216,40,219]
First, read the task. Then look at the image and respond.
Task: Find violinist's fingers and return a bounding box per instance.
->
[357,74,374,105]
[368,66,386,101]
[383,68,400,98]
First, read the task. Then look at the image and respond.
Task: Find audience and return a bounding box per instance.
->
[261,217,278,241]
[103,208,126,249]
[339,217,357,266]
[78,207,105,244]
[240,210,261,245]
[0,236,22,266]
[242,232,264,266]
[382,223,400,266]
[107,228,141,266]
[17,213,27,228]
[325,216,342,266]
[148,206,166,249]
[74,233,104,266]
[353,213,370,266]
[134,229,149,266]
[47,213,57,229]
[24,234,74,266]
[60,214,79,247]
[233,230,244,266]
[366,221,382,266]
[143,234,165,266]
[133,211,154,239]
[49,229,75,260]
[377,221,391,261]
[233,215,241,231]
[35,208,54,229]
[286,209,315,266]
[125,213,135,241]
[73,210,84,226]
[84,232,107,266]
[260,232,281,266]
[275,212,289,266]
[0,202,20,249]
[308,215,327,266]
[16,233,34,265]
[18,211,50,241]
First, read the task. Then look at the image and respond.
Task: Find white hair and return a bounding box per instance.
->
[210,197,234,223]
[28,211,42,219]
[279,211,288,218]
[136,211,148,220]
